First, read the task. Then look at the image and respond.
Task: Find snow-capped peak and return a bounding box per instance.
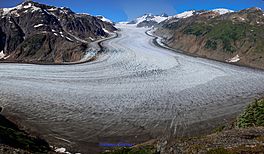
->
[174,10,196,19]
[169,8,233,20]
[212,8,234,15]
[131,13,169,24]
[96,15,113,23]
[0,1,41,16]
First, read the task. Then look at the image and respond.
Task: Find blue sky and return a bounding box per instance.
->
[0,0,263,22]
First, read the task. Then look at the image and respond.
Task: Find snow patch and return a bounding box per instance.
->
[47,8,58,11]
[212,8,234,15]
[152,16,168,23]
[54,147,76,154]
[3,55,10,60]
[2,4,23,15]
[89,37,95,41]
[23,3,32,9]
[54,33,58,36]
[97,15,113,23]
[43,9,51,15]
[34,24,44,28]
[226,55,240,63]
[0,51,5,59]
[239,17,245,21]
[102,28,110,34]
[254,7,262,11]
[66,37,73,41]
[174,10,195,19]
[25,3,41,12]
[55,147,66,153]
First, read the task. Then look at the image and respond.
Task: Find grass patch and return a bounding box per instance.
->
[207,147,234,154]
[183,21,264,53]
[205,40,217,50]
[184,23,211,37]
[237,98,264,128]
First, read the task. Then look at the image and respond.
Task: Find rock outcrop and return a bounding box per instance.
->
[0,1,117,63]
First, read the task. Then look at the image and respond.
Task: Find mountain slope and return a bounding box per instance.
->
[154,7,264,69]
[0,1,116,63]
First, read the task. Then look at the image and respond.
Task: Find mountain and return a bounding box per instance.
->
[128,13,169,28]
[127,9,233,28]
[158,9,233,26]
[0,1,116,63]
[154,7,264,69]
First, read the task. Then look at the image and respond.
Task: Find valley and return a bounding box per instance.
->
[0,1,264,153]
[1,24,264,153]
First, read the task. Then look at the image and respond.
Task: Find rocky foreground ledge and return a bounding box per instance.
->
[0,108,53,153]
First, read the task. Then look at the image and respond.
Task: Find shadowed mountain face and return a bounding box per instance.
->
[154,8,264,69]
[0,1,117,63]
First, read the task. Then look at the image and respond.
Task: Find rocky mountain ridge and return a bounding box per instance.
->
[127,8,233,28]
[0,1,116,63]
[154,7,264,69]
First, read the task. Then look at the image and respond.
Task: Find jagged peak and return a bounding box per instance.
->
[0,1,42,16]
[0,0,75,16]
[239,7,263,14]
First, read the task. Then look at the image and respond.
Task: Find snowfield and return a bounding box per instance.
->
[0,24,264,153]
[132,14,168,24]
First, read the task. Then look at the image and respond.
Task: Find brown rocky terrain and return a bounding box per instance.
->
[0,112,54,154]
[154,8,264,69]
[0,1,116,63]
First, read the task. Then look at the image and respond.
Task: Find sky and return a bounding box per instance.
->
[0,0,263,22]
